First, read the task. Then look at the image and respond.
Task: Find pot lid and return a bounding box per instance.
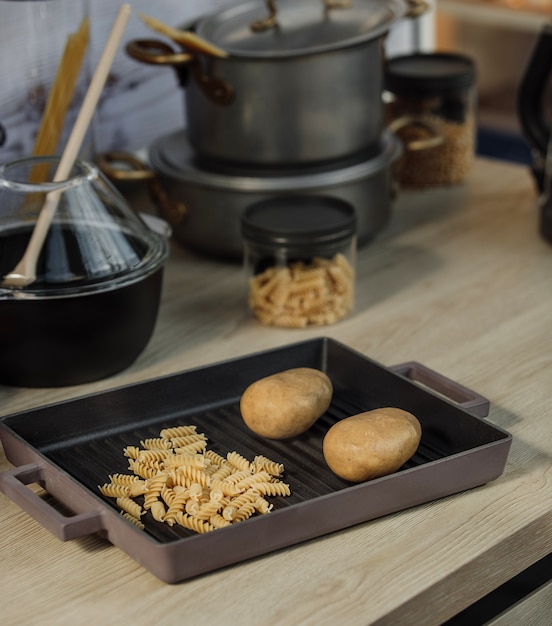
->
[148,130,402,192]
[0,157,170,299]
[194,0,410,58]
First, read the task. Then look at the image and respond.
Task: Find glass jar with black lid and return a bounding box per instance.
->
[384,52,477,190]
[240,195,357,328]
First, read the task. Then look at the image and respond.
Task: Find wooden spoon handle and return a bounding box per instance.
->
[3,4,132,288]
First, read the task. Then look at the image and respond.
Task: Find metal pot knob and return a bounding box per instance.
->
[251,0,352,32]
[250,0,428,32]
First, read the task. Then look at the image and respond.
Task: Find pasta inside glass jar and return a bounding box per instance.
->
[240,195,357,328]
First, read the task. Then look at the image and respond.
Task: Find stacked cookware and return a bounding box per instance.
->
[126,0,426,259]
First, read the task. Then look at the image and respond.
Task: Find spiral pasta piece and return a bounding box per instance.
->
[160,484,179,506]
[195,499,222,521]
[123,446,141,460]
[224,470,251,485]
[174,440,207,455]
[164,489,190,526]
[254,497,273,514]
[170,433,208,448]
[109,473,142,486]
[176,513,214,534]
[204,449,227,467]
[163,453,206,469]
[98,483,129,498]
[128,480,148,497]
[252,456,284,477]
[128,459,159,480]
[234,501,256,522]
[120,511,145,530]
[150,500,166,523]
[140,437,172,450]
[209,463,234,482]
[209,513,232,529]
[251,481,292,497]
[137,448,173,464]
[173,465,210,487]
[160,425,198,440]
[116,496,143,519]
[226,451,251,472]
[234,471,272,491]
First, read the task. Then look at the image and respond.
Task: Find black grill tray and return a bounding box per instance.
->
[0,338,512,583]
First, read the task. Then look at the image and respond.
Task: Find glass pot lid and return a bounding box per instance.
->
[0,156,170,299]
[193,0,411,58]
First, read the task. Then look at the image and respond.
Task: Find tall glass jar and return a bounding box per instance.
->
[241,195,357,328]
[384,52,477,190]
[0,0,91,163]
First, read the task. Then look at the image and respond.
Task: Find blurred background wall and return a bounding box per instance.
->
[436,0,551,163]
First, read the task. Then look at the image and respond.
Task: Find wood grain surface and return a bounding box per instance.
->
[1,157,551,625]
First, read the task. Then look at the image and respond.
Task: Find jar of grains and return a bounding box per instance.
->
[384,52,477,189]
[240,195,357,328]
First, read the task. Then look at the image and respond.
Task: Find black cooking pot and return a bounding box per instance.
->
[126,0,426,167]
[0,157,171,387]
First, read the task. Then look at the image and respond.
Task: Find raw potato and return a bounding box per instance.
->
[322,407,422,482]
[240,367,333,439]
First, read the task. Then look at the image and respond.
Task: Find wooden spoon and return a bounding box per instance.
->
[2,4,132,289]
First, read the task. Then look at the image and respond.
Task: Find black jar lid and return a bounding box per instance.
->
[384,52,476,97]
[241,195,356,248]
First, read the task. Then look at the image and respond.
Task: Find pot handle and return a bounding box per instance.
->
[125,38,193,67]
[0,463,105,541]
[125,38,234,105]
[388,115,444,151]
[96,151,187,226]
[390,361,490,417]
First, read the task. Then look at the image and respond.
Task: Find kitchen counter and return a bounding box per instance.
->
[1,156,551,625]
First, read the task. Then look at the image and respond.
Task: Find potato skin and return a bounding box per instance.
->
[240,367,333,439]
[322,408,422,482]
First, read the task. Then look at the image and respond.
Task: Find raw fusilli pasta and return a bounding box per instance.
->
[248,253,354,327]
[98,483,129,498]
[100,424,291,535]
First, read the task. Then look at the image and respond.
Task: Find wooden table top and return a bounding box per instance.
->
[1,156,551,625]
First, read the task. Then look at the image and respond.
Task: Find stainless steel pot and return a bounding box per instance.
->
[126,0,426,167]
[98,129,402,260]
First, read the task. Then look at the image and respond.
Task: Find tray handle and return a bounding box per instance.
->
[0,463,104,541]
[390,361,490,417]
